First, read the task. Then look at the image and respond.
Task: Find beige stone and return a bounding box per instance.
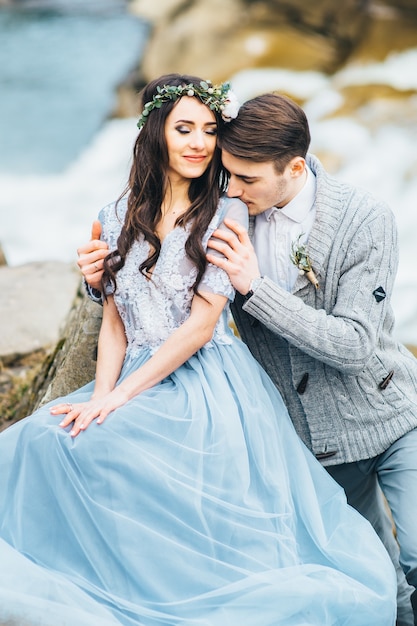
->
[130,0,370,83]
[0,262,80,360]
[0,244,7,267]
[128,0,183,21]
[34,294,102,409]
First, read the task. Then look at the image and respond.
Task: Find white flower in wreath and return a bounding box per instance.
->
[221,90,240,122]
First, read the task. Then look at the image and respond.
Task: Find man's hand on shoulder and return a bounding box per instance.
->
[206,218,261,296]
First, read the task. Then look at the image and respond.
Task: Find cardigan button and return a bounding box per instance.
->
[379,370,394,390]
[315,449,337,460]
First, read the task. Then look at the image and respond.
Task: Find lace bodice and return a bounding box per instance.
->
[99,196,248,356]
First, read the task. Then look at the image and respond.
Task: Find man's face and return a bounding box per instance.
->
[221,150,306,216]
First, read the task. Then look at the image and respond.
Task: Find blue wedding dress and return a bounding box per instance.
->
[0,196,396,625]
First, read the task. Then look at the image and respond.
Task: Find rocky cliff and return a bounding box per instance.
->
[127,0,417,84]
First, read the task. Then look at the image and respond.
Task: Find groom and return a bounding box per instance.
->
[78,92,417,625]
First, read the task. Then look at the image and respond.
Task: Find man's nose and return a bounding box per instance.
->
[227,177,243,198]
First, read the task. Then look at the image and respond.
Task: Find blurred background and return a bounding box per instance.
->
[0,0,416,344]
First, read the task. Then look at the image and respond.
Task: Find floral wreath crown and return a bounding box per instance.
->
[137,80,240,129]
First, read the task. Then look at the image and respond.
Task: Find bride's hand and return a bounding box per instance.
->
[50,388,130,437]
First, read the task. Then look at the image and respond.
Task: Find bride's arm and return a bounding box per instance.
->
[50,295,126,428]
[53,290,227,436]
[93,296,127,398]
[117,290,227,399]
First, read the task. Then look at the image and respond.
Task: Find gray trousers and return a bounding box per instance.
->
[327,428,417,626]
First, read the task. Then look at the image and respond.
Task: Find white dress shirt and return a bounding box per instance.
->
[252,165,317,292]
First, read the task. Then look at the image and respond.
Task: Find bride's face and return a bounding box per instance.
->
[165,96,217,183]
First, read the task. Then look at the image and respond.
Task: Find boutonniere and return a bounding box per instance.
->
[290,235,319,289]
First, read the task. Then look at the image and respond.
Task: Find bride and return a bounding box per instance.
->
[0,73,396,625]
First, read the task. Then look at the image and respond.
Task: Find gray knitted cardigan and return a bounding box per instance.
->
[231,154,417,466]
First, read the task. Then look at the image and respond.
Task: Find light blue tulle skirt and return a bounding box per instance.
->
[0,338,396,625]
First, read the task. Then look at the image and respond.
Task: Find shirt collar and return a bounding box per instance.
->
[264,164,316,223]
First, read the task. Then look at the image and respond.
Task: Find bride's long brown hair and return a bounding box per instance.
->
[102,73,228,297]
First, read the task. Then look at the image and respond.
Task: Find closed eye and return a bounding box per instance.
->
[175,124,217,135]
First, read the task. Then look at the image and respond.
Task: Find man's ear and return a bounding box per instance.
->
[290,156,306,178]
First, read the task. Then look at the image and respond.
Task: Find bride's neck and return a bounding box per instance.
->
[161,183,190,218]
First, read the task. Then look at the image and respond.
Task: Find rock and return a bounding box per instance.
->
[125,0,417,101]
[0,350,48,430]
[0,277,102,426]
[376,0,417,14]
[32,292,102,409]
[0,244,7,267]
[129,0,370,83]
[0,261,80,360]
[0,261,88,426]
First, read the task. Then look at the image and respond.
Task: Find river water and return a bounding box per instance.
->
[0,0,147,265]
[0,3,416,345]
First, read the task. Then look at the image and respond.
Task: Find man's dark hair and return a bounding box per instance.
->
[218,93,311,174]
